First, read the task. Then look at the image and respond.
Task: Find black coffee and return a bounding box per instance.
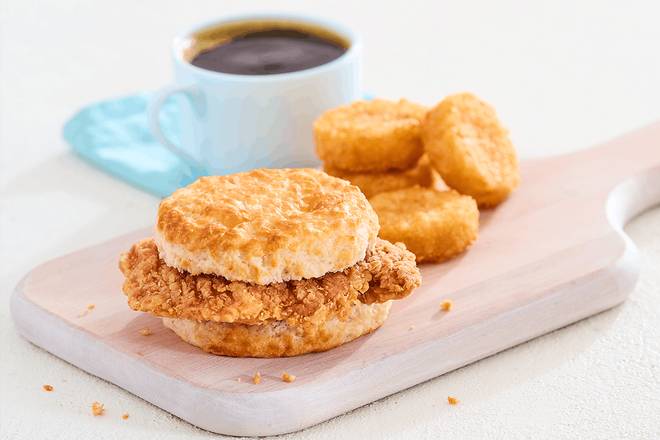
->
[190,29,347,75]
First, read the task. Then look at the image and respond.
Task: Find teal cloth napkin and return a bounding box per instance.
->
[63,93,203,198]
[63,92,372,198]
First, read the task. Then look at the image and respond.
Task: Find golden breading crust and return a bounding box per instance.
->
[369,187,479,263]
[314,99,428,172]
[421,93,520,207]
[155,169,379,284]
[324,155,436,199]
[119,238,420,325]
[162,301,391,358]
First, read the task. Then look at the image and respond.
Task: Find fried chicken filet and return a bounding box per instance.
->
[119,237,420,326]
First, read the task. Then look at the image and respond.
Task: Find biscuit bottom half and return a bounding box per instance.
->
[162,301,392,358]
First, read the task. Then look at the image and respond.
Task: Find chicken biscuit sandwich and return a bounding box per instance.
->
[119,168,421,357]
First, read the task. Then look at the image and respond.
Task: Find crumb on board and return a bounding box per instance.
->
[91,401,105,416]
[408,325,415,331]
[136,351,144,357]
[77,304,96,318]
[281,372,296,383]
[42,384,54,392]
[252,372,261,385]
[139,328,153,336]
[440,299,454,311]
[447,396,459,405]
[121,412,129,420]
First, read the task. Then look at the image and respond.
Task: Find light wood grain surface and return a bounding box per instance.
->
[11,122,660,435]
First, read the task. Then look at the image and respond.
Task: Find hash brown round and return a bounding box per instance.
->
[324,155,436,199]
[314,99,427,172]
[421,93,520,207]
[369,187,479,263]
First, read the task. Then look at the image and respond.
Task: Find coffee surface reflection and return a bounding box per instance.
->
[191,29,347,75]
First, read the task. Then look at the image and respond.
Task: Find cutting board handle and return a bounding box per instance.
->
[535,121,660,229]
[590,122,660,228]
[588,121,660,178]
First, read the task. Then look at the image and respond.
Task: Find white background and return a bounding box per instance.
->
[2,1,660,438]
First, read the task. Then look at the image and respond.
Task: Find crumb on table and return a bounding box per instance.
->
[252,372,261,385]
[42,384,54,392]
[87,304,95,310]
[121,412,129,420]
[281,372,296,383]
[91,401,105,416]
[139,328,153,336]
[447,396,459,405]
[440,299,454,311]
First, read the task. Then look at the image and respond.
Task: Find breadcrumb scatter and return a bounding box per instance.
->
[42,384,54,392]
[121,413,129,420]
[139,328,153,336]
[252,372,261,385]
[281,372,296,383]
[91,401,105,416]
[440,300,453,311]
[408,325,415,331]
[447,396,459,405]
[87,304,95,310]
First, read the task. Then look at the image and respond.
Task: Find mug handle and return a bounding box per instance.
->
[148,84,206,172]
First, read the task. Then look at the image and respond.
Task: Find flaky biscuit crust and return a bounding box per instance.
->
[370,187,479,263]
[156,169,379,284]
[421,93,520,207]
[324,155,436,199]
[162,301,391,358]
[119,238,420,325]
[314,99,427,172]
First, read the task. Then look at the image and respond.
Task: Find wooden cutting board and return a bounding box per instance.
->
[11,122,660,436]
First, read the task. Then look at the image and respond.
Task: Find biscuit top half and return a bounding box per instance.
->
[155,168,379,284]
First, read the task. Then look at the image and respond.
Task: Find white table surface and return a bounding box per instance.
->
[2,1,660,438]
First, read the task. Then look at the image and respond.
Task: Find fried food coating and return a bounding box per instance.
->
[119,238,420,325]
[162,301,391,358]
[314,99,428,172]
[156,169,378,284]
[421,93,520,207]
[369,187,479,263]
[324,155,436,199]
